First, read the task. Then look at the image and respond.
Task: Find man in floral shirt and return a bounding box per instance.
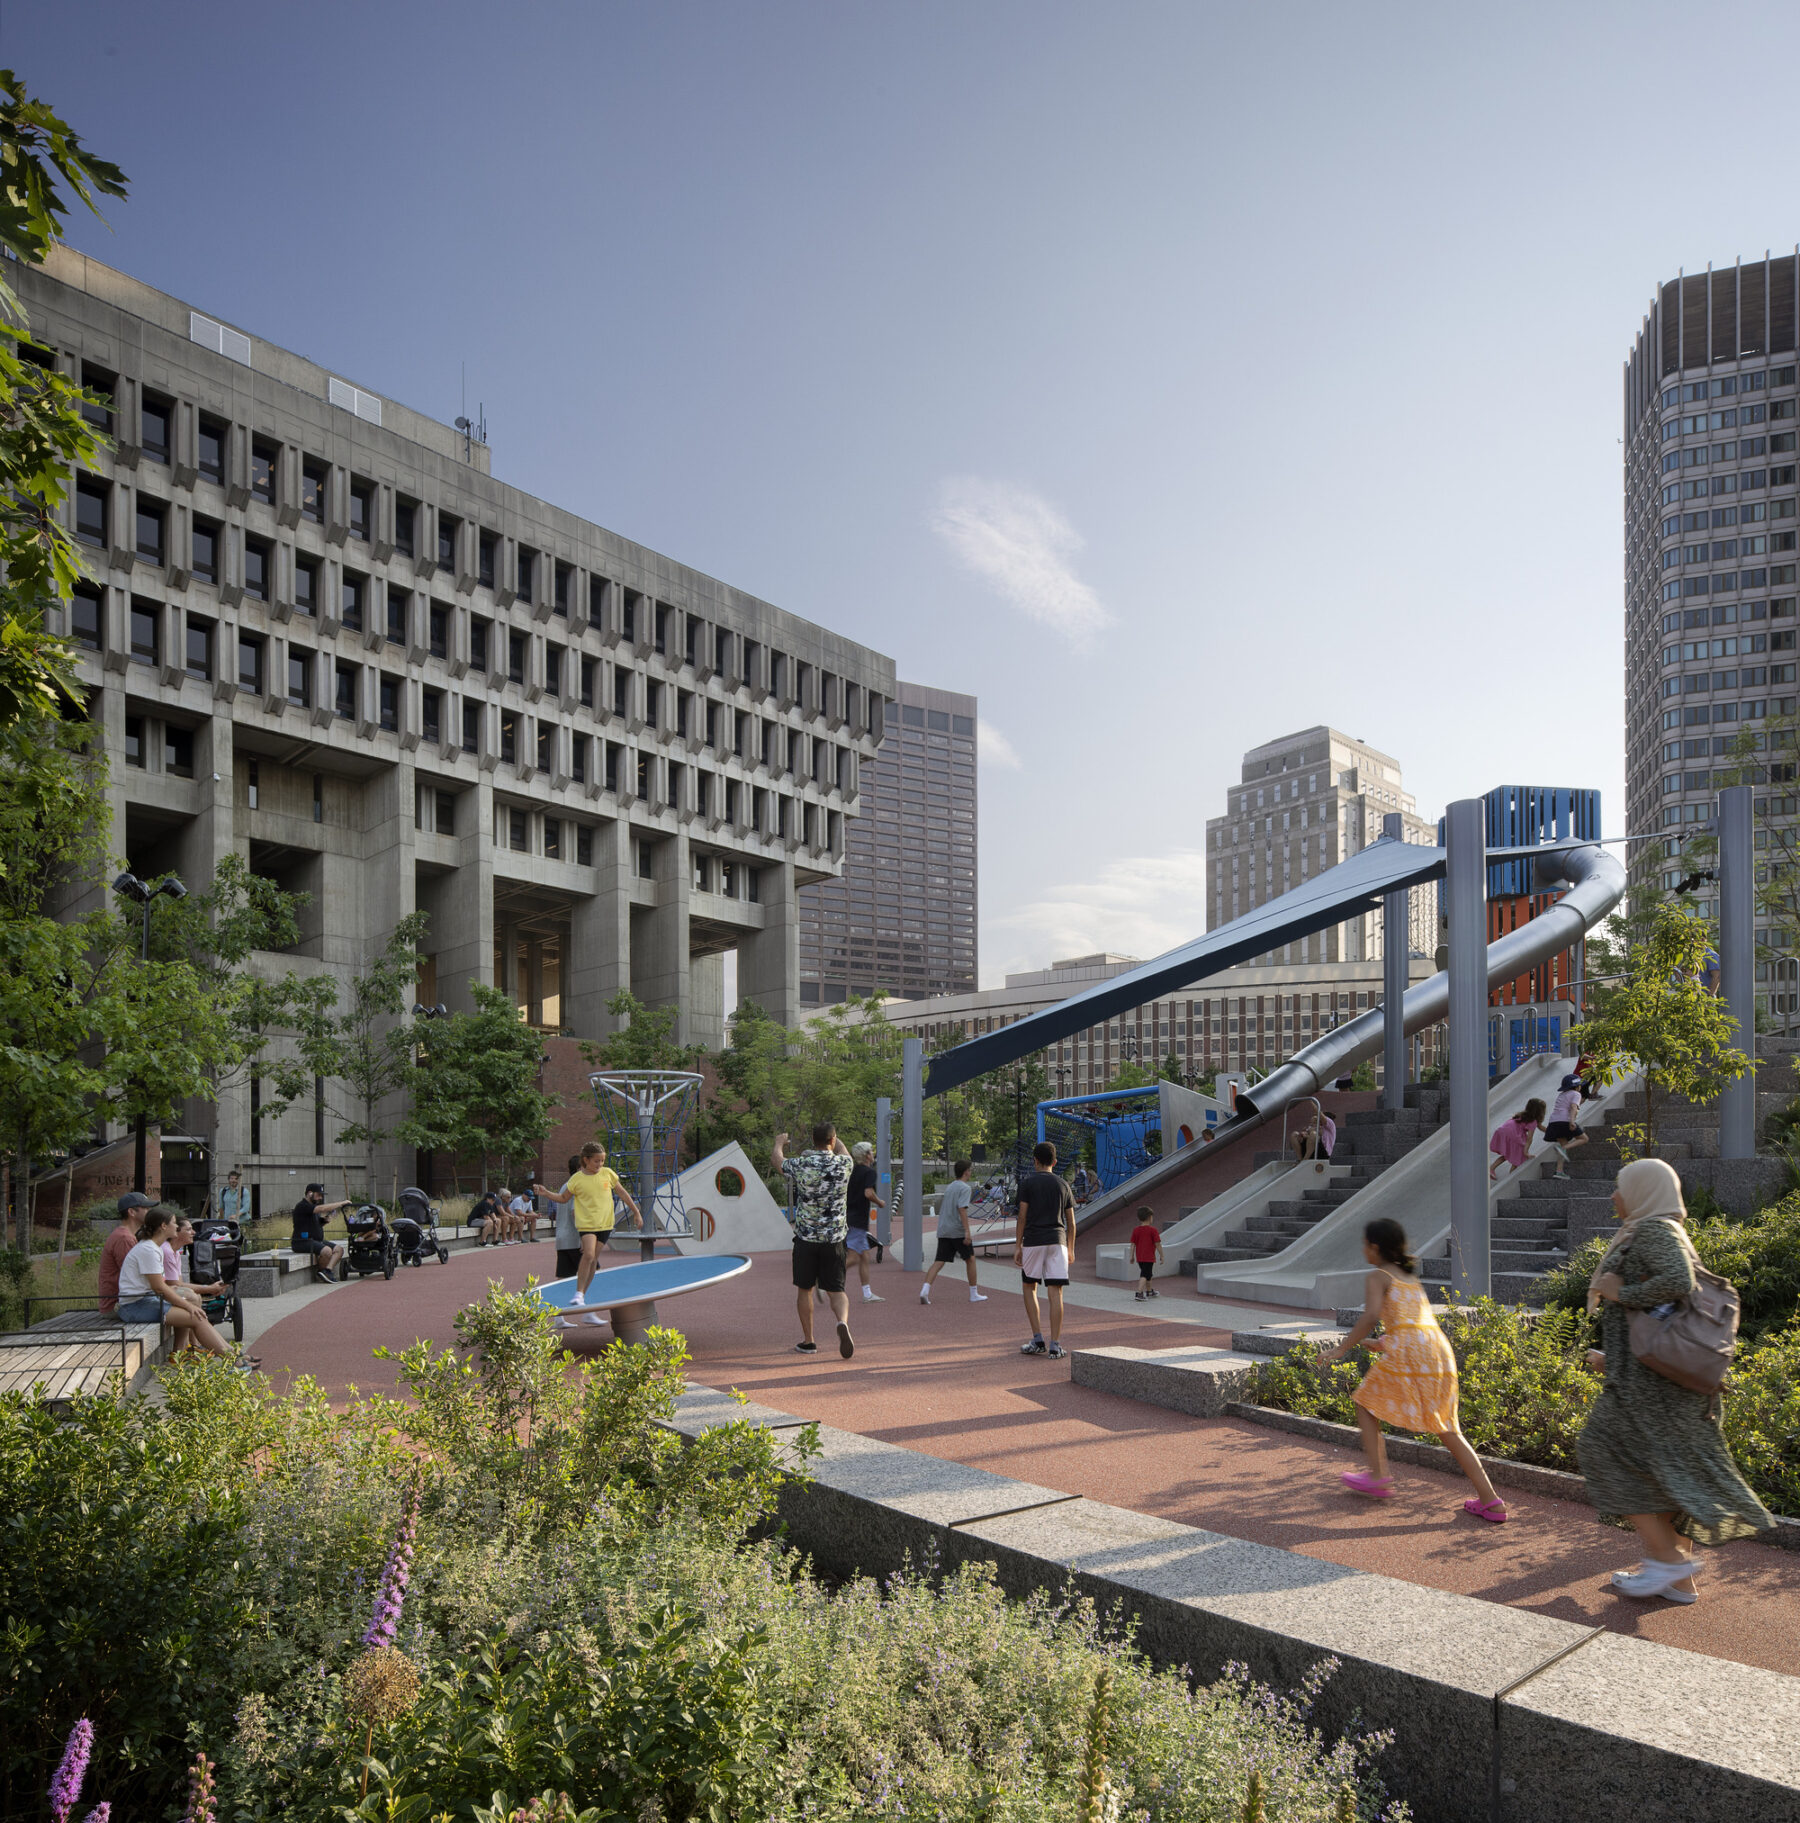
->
[772,1122,855,1358]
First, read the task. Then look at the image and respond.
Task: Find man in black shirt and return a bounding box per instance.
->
[1014,1141,1075,1358]
[291,1182,350,1285]
[844,1141,885,1303]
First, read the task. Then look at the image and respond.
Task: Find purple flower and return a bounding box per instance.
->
[84,1807,111,1823]
[49,1718,93,1823]
[361,1481,422,1649]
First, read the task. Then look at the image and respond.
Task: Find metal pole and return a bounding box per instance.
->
[637,1098,656,1261]
[1381,811,1408,1112]
[133,895,152,1194]
[875,1096,892,1249]
[1719,783,1756,1159]
[902,1037,923,1272]
[1446,798,1491,1299]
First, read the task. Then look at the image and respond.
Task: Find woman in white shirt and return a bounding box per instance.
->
[115,1208,256,1368]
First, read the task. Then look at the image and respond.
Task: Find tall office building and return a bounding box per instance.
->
[798,680,977,1005]
[28,247,893,1192]
[1623,258,1800,1026]
[1206,727,1436,962]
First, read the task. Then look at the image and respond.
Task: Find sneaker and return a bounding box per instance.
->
[837,1321,855,1359]
[571,1292,586,1308]
[1046,1343,1066,1359]
[1020,1337,1048,1355]
[582,1313,605,1327]
[919,1289,931,1305]
[1134,1291,1146,1301]
[794,1340,818,1353]
[862,1289,883,1302]
[969,1289,987,1302]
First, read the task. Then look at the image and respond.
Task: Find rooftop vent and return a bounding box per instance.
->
[327,377,382,426]
[189,311,251,367]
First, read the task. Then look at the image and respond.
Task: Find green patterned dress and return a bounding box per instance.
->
[1576,1217,1774,1545]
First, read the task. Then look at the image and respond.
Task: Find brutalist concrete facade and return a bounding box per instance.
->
[30,247,893,1198]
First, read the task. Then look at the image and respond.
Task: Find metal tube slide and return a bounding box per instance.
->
[1235,840,1624,1122]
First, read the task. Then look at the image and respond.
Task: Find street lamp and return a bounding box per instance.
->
[112,871,189,1193]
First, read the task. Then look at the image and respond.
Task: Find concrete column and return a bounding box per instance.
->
[739,855,800,1026]
[1381,811,1408,1112]
[1446,798,1490,1299]
[902,1036,923,1273]
[631,824,691,1039]
[688,953,726,1052]
[418,776,493,1014]
[875,1096,892,1248]
[1718,783,1756,1159]
[567,816,631,1041]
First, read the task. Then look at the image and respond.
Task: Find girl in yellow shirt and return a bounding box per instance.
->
[534,1141,642,1316]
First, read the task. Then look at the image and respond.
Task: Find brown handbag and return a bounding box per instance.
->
[1626,1221,1740,1394]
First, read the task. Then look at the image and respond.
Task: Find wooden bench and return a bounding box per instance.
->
[0,1311,167,1400]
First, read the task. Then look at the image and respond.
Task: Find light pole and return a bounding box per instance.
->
[112,871,189,1193]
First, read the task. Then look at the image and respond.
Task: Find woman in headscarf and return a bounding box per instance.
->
[1576,1158,1772,1602]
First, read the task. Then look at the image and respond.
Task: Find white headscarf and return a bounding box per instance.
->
[1595,1157,1687,1285]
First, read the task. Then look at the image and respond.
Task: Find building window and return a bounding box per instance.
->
[123,715,143,767]
[251,438,277,503]
[622,590,640,643]
[341,574,364,632]
[508,630,527,685]
[543,816,561,860]
[164,725,194,777]
[604,742,620,793]
[437,514,459,574]
[394,498,416,557]
[80,364,114,432]
[571,733,589,783]
[70,586,102,653]
[238,632,264,694]
[185,618,212,681]
[509,808,527,852]
[301,458,327,523]
[500,712,517,764]
[379,675,399,733]
[637,838,653,879]
[545,644,562,697]
[294,558,318,616]
[580,656,595,707]
[191,518,219,584]
[478,530,496,588]
[435,790,455,834]
[140,395,171,464]
[589,575,608,624]
[461,700,480,753]
[386,586,408,645]
[516,547,535,604]
[428,603,449,659]
[422,689,442,745]
[197,416,226,483]
[135,497,165,564]
[288,652,312,708]
[244,539,270,601]
[577,825,593,866]
[348,480,371,542]
[554,562,571,616]
[645,681,660,729]
[312,773,323,823]
[75,478,107,547]
[616,668,633,719]
[536,720,554,772]
[470,617,490,674]
[129,603,158,667]
[247,757,259,808]
[637,751,651,799]
[334,663,357,720]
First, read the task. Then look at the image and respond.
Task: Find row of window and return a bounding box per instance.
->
[1658,596,1793,633]
[1657,464,1796,505]
[1664,534,1795,565]
[1662,632,1790,662]
[1660,695,1799,730]
[1660,400,1792,439]
[1663,565,1797,599]
[1662,500,1795,535]
[1660,368,1796,407]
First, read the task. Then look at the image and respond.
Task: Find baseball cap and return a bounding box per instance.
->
[304,1181,326,1196]
[117,1191,151,1213]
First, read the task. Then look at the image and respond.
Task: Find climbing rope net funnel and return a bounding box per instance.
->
[589,1070,705,1254]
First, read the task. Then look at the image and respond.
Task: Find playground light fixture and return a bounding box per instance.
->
[112,871,188,906]
[411,1001,450,1018]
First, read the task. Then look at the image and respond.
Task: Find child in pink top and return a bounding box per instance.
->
[1489,1099,1546,1181]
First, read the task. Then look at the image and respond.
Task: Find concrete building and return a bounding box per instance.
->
[797,679,977,1006]
[877,950,1440,1096]
[1623,259,1800,1025]
[31,247,893,1200]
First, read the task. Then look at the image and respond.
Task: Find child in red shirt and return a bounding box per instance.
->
[1129,1208,1164,1300]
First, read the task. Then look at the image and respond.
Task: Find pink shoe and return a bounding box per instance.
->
[1341,1470,1393,1498]
[1463,1498,1508,1523]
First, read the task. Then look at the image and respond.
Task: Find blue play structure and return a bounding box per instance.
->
[1036,1087,1164,1192]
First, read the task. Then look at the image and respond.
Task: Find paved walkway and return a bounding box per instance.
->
[250,1242,1800,1681]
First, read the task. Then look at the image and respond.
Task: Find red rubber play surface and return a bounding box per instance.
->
[256,1243,1800,1679]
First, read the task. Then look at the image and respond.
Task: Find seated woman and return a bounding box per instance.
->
[115,1208,257,1369]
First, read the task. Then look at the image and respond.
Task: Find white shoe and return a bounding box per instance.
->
[969,1289,987,1302]
[1611,1558,1697,1600]
[919,1289,930,1304]
[582,1313,606,1327]
[862,1290,883,1302]
[570,1292,586,1308]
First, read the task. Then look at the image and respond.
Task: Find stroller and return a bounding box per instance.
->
[394,1186,450,1267]
[343,1204,399,1280]
[187,1215,246,1341]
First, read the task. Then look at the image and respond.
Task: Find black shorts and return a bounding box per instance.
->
[292,1236,331,1257]
[792,1238,847,1294]
[934,1235,973,1264]
[555,1247,582,1279]
[1138,1260,1155,1280]
[1544,1121,1580,1142]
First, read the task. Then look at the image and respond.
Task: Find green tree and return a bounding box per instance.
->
[696,997,796,1174]
[1104,1059,1156,1093]
[403,982,558,1191]
[293,912,429,1197]
[580,989,701,1074]
[973,1056,1052,1165]
[1571,899,1750,1145]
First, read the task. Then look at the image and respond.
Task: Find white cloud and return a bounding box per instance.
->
[931,476,1112,650]
[985,850,1211,985]
[978,721,1022,770]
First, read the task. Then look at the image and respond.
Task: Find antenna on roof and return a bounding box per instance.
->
[453,364,487,464]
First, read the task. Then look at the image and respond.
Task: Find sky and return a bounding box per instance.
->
[15,1,1800,985]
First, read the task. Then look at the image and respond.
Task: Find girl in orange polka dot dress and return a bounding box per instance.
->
[1321,1218,1508,1522]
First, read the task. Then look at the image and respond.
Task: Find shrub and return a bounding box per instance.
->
[1721,1319,1800,1518]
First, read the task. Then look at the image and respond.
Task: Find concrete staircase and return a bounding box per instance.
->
[1183,1088,1450,1273]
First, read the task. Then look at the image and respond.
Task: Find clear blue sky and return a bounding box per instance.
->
[15,2,1800,982]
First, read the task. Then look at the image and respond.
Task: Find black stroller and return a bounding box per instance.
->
[394,1187,450,1267]
[343,1204,399,1280]
[187,1216,246,1341]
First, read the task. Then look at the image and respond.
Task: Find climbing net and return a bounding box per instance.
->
[588,1071,705,1242]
